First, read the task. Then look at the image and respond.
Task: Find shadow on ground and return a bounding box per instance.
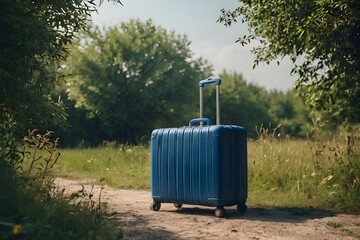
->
[162,205,340,223]
[112,210,177,239]
[110,205,342,239]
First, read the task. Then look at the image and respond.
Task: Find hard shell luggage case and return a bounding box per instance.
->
[150,77,248,217]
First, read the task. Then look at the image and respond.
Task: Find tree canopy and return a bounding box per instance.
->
[58,68,311,146]
[219,0,360,123]
[217,71,310,138]
[63,19,212,143]
[0,0,121,161]
[1,0,91,135]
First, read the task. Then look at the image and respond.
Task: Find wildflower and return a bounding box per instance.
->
[12,224,22,235]
[311,172,316,177]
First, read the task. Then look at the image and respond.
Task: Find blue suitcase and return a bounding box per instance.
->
[150,77,247,217]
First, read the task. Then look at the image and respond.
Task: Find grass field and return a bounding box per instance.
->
[56,134,360,212]
[56,144,150,189]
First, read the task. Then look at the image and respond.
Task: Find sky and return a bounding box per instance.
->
[91,0,297,91]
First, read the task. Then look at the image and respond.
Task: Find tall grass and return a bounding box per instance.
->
[0,130,121,240]
[56,129,360,212]
[248,125,360,211]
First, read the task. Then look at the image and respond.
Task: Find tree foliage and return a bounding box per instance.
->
[0,0,122,154]
[63,19,212,143]
[58,69,311,146]
[267,90,311,137]
[213,71,272,137]
[55,66,313,147]
[1,0,96,137]
[0,1,122,238]
[219,0,360,123]
[215,71,310,138]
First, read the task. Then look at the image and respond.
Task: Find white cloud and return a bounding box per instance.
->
[91,0,297,91]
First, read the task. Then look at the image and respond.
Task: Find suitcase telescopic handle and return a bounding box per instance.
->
[198,77,221,125]
[198,77,221,87]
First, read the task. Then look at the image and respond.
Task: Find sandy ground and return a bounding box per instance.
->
[54,178,360,240]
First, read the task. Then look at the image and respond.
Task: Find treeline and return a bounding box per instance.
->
[212,71,311,138]
[55,69,312,147]
[50,19,313,147]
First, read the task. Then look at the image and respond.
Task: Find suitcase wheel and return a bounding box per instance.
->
[237,203,247,213]
[150,201,161,211]
[215,206,226,218]
[174,203,182,209]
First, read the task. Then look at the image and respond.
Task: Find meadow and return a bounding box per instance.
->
[56,131,360,212]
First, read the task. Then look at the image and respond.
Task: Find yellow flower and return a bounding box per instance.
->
[12,224,22,235]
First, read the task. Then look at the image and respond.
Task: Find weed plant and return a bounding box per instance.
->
[249,124,360,212]
[0,130,121,240]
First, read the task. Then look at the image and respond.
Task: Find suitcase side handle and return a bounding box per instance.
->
[189,118,211,127]
[199,77,221,125]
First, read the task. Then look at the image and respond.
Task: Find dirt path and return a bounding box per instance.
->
[55,178,360,240]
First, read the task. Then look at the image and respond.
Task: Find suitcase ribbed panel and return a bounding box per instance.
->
[151,125,247,207]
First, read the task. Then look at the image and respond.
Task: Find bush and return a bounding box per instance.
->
[0,130,122,240]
